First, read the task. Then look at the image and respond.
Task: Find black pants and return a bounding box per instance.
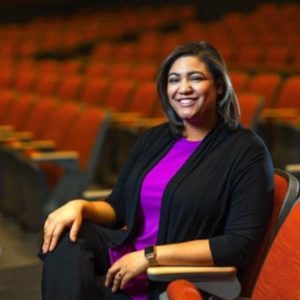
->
[38,221,131,300]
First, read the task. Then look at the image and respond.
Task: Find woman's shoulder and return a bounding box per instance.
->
[228,126,270,154]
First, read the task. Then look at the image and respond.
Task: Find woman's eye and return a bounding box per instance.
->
[191,76,203,81]
[168,77,179,83]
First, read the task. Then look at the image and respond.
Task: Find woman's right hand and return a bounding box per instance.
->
[42,199,87,254]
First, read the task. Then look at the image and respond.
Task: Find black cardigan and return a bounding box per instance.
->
[100,122,274,271]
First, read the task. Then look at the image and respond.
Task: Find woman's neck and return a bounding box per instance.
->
[183,117,217,141]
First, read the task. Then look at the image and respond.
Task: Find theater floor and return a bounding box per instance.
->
[0,213,42,300]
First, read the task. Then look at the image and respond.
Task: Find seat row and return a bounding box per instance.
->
[0,101,111,230]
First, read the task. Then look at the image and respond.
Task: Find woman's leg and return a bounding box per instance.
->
[39,221,130,300]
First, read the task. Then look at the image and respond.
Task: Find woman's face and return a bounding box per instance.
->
[167,55,220,125]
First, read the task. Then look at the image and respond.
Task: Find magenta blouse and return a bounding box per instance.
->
[109,137,201,299]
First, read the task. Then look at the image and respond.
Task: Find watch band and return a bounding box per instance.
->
[144,245,157,266]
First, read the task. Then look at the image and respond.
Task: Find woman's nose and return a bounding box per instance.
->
[179,80,192,94]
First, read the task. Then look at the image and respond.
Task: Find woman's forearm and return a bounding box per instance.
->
[156,240,214,266]
[81,200,117,227]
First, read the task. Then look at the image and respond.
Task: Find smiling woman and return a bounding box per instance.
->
[167,56,219,140]
[39,41,274,300]
[157,41,240,139]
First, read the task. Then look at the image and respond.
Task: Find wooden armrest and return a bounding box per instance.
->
[123,117,166,130]
[260,108,299,121]
[147,266,237,282]
[0,125,14,132]
[0,131,33,141]
[286,164,300,173]
[83,189,112,200]
[148,266,241,299]
[111,112,143,125]
[29,151,79,162]
[27,140,56,150]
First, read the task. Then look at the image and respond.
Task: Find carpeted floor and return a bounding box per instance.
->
[0,264,42,300]
[0,213,42,300]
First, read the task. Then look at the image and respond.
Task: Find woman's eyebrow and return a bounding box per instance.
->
[168,71,206,77]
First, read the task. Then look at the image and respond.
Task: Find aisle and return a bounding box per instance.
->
[0,213,42,300]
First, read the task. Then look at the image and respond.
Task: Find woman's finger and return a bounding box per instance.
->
[42,219,55,253]
[111,271,123,293]
[69,217,82,242]
[105,266,119,287]
[120,273,130,290]
[48,223,66,251]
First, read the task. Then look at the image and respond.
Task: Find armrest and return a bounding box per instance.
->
[0,131,33,142]
[286,164,300,173]
[0,125,14,132]
[147,266,241,300]
[122,117,166,130]
[26,140,56,150]
[83,189,112,200]
[147,266,237,282]
[111,112,143,126]
[29,151,79,162]
[260,108,299,121]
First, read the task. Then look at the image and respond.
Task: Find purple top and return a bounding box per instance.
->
[109,137,201,299]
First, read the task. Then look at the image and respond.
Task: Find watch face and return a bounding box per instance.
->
[145,246,154,257]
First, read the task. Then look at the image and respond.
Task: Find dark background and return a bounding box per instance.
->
[1,0,299,23]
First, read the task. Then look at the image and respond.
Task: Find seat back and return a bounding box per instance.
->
[247,73,282,108]
[56,74,83,101]
[79,78,108,106]
[230,71,249,92]
[38,101,81,143]
[241,169,299,296]
[0,90,16,120]
[34,72,60,96]
[238,92,264,129]
[252,199,300,299]
[275,75,300,109]
[125,81,157,117]
[60,107,110,176]
[22,98,57,138]
[0,95,35,130]
[104,80,135,112]
[167,279,204,300]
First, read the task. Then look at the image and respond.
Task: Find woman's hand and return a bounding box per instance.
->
[42,200,86,254]
[105,250,149,292]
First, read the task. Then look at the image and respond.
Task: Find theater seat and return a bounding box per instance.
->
[166,198,300,300]
[14,107,111,230]
[147,169,299,299]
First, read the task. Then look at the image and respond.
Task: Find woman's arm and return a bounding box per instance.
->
[42,199,117,253]
[156,240,213,266]
[105,239,213,292]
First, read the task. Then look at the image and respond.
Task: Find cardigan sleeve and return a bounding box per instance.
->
[209,134,274,268]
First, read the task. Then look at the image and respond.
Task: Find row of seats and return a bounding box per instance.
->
[0,101,111,230]
[1,2,299,73]
[1,71,299,124]
[1,56,299,110]
[0,4,196,56]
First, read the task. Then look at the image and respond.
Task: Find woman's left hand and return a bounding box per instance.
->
[105,250,149,292]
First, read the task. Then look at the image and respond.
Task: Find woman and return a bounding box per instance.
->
[40,41,274,299]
